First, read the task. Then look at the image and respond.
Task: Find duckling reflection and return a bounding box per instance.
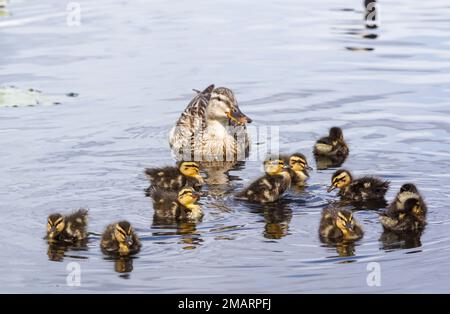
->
[313,127,349,170]
[261,202,293,240]
[152,221,203,249]
[46,240,88,262]
[379,231,422,251]
[314,154,347,170]
[114,257,134,274]
[322,239,357,258]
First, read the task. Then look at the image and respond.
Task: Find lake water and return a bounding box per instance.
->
[1,0,450,293]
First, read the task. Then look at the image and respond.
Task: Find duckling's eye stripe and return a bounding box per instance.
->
[179,191,191,197]
[184,164,199,169]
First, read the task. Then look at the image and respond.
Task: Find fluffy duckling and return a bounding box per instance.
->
[169,84,252,161]
[287,153,312,186]
[379,184,427,232]
[46,209,88,243]
[150,187,203,223]
[235,157,291,204]
[313,127,349,158]
[144,161,204,192]
[319,207,363,241]
[100,221,141,256]
[328,169,389,203]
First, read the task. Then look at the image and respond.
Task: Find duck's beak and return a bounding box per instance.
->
[192,192,200,201]
[306,165,313,171]
[125,236,133,247]
[227,106,252,125]
[283,164,291,169]
[327,185,337,193]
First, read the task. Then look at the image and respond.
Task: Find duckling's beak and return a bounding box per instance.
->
[125,236,133,246]
[306,165,313,171]
[192,191,201,201]
[327,185,337,193]
[346,223,354,232]
[283,164,291,169]
[227,107,252,125]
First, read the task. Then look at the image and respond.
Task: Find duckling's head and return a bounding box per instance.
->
[113,221,135,248]
[400,183,418,194]
[328,169,352,192]
[335,210,357,236]
[329,127,344,140]
[289,153,313,172]
[264,157,289,175]
[207,87,252,125]
[404,198,424,217]
[177,187,200,208]
[179,161,204,184]
[47,214,65,239]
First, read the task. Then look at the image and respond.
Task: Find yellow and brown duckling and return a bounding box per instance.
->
[287,153,312,186]
[235,156,291,204]
[46,209,88,243]
[319,207,364,241]
[313,127,349,158]
[150,187,203,223]
[379,183,427,232]
[328,169,390,203]
[144,161,204,193]
[100,221,141,256]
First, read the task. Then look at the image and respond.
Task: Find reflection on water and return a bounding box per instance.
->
[314,155,347,170]
[379,231,423,251]
[322,241,357,258]
[152,222,203,250]
[47,240,88,262]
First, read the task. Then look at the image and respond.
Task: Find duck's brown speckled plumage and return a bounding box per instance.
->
[150,187,203,223]
[314,127,349,158]
[319,207,363,241]
[46,209,88,243]
[100,221,141,256]
[144,161,204,193]
[380,184,427,232]
[236,157,291,204]
[330,169,389,203]
[169,84,251,161]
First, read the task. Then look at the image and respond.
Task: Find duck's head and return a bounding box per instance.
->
[328,169,353,192]
[329,127,345,140]
[334,210,357,236]
[177,187,200,208]
[113,221,135,248]
[207,87,252,125]
[264,157,289,175]
[47,214,65,239]
[400,183,418,194]
[289,153,313,172]
[179,161,204,184]
[404,198,424,217]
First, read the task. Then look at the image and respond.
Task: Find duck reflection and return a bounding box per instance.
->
[46,239,88,262]
[201,160,246,196]
[379,231,423,251]
[314,154,347,170]
[322,240,357,258]
[113,257,134,274]
[249,201,293,240]
[152,221,203,249]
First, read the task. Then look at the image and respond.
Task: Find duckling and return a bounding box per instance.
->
[319,207,363,241]
[144,161,204,193]
[313,127,349,158]
[169,84,252,162]
[235,157,291,204]
[150,187,203,223]
[100,221,141,256]
[379,184,427,232]
[46,209,88,243]
[287,153,313,186]
[328,169,389,203]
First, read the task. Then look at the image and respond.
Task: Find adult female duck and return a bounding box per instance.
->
[169,85,252,162]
